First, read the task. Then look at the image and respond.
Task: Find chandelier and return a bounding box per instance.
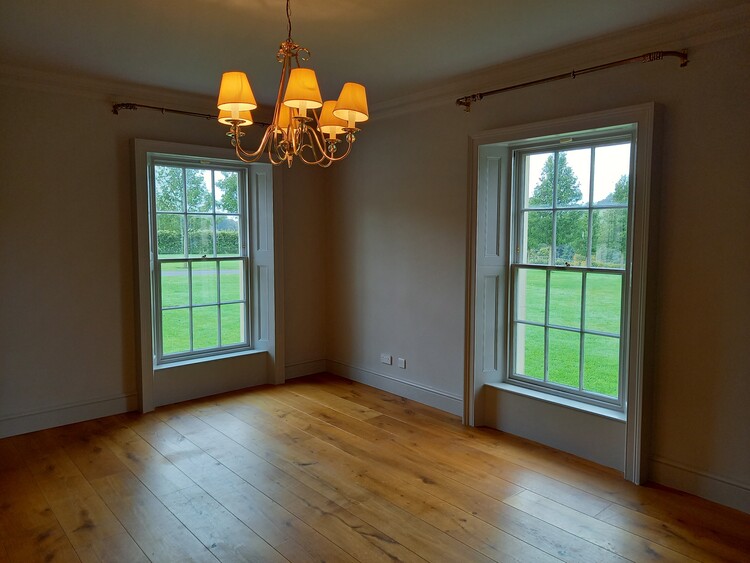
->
[216,0,368,167]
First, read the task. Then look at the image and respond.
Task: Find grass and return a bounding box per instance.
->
[158,260,623,398]
[159,259,246,355]
[516,269,622,397]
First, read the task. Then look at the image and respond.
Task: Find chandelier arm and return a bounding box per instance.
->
[321,137,354,163]
[267,143,285,166]
[303,127,336,165]
[233,124,275,161]
[296,128,332,166]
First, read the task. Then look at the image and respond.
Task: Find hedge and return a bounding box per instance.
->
[157,230,239,256]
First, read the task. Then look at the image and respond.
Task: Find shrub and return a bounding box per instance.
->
[157,230,240,256]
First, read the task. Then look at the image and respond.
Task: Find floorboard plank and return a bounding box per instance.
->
[1,374,747,563]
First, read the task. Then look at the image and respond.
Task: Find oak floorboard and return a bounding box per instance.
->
[1,374,748,563]
[160,484,287,563]
[302,374,750,557]
[136,410,416,563]
[228,389,627,563]
[503,490,697,562]
[596,502,747,563]
[276,383,613,519]
[173,403,521,563]
[11,431,150,562]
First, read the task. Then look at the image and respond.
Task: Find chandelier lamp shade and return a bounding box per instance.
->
[216,0,368,167]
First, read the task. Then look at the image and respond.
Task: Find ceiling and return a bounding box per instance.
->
[0,0,743,106]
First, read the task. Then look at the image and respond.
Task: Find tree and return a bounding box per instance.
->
[154,166,214,256]
[526,153,588,264]
[592,174,629,267]
[154,166,213,214]
[216,172,238,213]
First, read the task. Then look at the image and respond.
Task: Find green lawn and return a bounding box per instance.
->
[516,269,622,397]
[159,260,246,355]
[158,261,622,398]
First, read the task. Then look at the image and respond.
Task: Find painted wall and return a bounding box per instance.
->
[326,20,750,509]
[0,71,327,436]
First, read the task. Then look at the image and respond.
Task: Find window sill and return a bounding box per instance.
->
[486,381,626,422]
[154,348,264,371]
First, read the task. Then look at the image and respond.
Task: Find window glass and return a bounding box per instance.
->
[556,149,590,207]
[511,137,632,406]
[152,162,250,363]
[515,324,545,380]
[583,334,620,397]
[593,144,630,205]
[524,211,552,265]
[515,268,546,324]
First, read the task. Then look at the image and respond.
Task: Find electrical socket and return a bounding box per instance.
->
[380,353,392,365]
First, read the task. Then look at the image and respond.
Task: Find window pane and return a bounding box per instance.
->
[515,323,544,380]
[585,273,622,334]
[523,211,552,265]
[556,149,590,207]
[592,208,627,268]
[221,303,245,346]
[549,271,582,329]
[160,262,189,307]
[593,143,630,205]
[162,309,190,355]
[523,152,554,208]
[515,268,546,324]
[555,210,588,266]
[215,171,239,213]
[193,306,218,350]
[191,261,217,305]
[583,334,620,397]
[155,166,184,212]
[548,329,580,389]
[220,260,244,302]
[216,215,240,256]
[156,214,185,257]
[188,215,215,257]
[186,168,213,212]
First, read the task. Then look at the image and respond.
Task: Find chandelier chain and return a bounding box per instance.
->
[286,0,292,40]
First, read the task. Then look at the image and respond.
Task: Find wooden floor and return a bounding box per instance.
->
[1,374,748,562]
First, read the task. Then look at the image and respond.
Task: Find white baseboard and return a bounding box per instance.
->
[0,393,139,439]
[650,456,750,514]
[325,360,463,416]
[285,359,327,380]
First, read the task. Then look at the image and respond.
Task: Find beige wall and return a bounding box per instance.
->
[326,28,750,508]
[0,75,327,435]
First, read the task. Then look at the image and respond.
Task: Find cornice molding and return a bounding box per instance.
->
[0,64,217,114]
[370,3,750,121]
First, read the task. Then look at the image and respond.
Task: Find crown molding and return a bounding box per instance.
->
[370,3,750,121]
[0,63,217,114]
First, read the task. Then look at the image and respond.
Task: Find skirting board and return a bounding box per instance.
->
[285,359,327,380]
[0,393,139,439]
[650,456,750,515]
[326,360,463,416]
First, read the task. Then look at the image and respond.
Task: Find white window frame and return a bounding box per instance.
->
[134,140,283,413]
[507,131,635,411]
[465,104,655,483]
[148,156,252,365]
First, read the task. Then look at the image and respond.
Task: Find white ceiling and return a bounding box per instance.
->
[0,0,743,106]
